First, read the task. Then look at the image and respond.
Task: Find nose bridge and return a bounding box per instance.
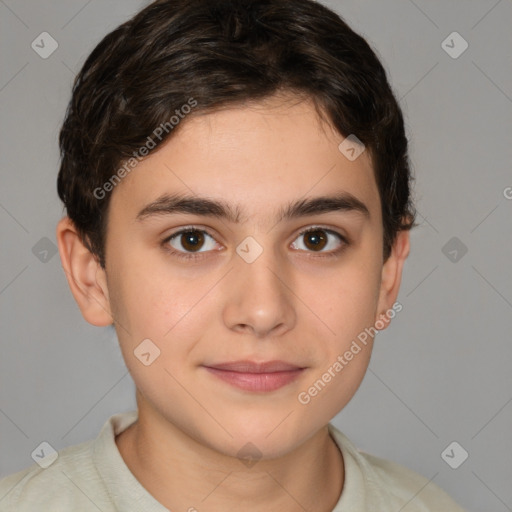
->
[236,232,286,290]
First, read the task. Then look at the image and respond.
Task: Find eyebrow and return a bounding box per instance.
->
[136,192,370,224]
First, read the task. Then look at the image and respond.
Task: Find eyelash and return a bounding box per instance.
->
[161,225,350,261]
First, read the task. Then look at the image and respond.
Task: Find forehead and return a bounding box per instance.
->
[109,95,380,225]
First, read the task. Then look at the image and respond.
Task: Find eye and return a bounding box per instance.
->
[162,225,349,261]
[163,227,219,260]
[291,227,347,258]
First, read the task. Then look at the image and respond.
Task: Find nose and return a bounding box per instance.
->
[221,243,297,338]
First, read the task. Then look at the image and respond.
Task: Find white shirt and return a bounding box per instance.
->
[0,410,466,511]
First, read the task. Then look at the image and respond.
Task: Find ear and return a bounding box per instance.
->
[375,229,410,330]
[56,216,113,327]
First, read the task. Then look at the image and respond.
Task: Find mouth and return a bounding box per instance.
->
[202,360,307,392]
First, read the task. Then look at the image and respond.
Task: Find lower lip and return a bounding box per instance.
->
[204,367,305,392]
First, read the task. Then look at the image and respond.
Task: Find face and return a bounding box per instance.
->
[95,94,402,459]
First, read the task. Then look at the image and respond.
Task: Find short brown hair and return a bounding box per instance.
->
[57,0,416,268]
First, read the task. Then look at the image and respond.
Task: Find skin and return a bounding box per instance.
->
[56,92,410,511]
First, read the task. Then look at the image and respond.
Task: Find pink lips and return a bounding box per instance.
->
[203,360,305,392]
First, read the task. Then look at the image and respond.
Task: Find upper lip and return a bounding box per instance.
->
[204,360,304,373]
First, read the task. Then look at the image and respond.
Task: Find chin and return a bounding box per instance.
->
[215,416,311,461]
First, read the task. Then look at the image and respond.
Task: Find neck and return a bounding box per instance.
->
[116,403,344,511]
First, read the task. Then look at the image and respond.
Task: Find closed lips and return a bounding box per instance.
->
[203,360,305,373]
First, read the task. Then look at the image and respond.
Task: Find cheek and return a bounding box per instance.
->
[111,272,203,400]
[110,256,215,368]
[298,269,379,417]
[316,258,381,342]
[305,255,381,410]
[107,247,181,336]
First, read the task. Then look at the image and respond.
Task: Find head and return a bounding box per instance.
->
[56,0,415,460]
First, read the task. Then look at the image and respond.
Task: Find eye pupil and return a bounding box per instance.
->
[305,230,327,251]
[182,230,204,252]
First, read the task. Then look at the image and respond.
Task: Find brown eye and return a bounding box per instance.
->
[302,229,328,251]
[163,225,347,261]
[180,230,205,252]
[165,228,218,256]
[291,227,345,255]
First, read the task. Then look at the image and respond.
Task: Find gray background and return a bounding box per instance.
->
[1,1,511,510]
